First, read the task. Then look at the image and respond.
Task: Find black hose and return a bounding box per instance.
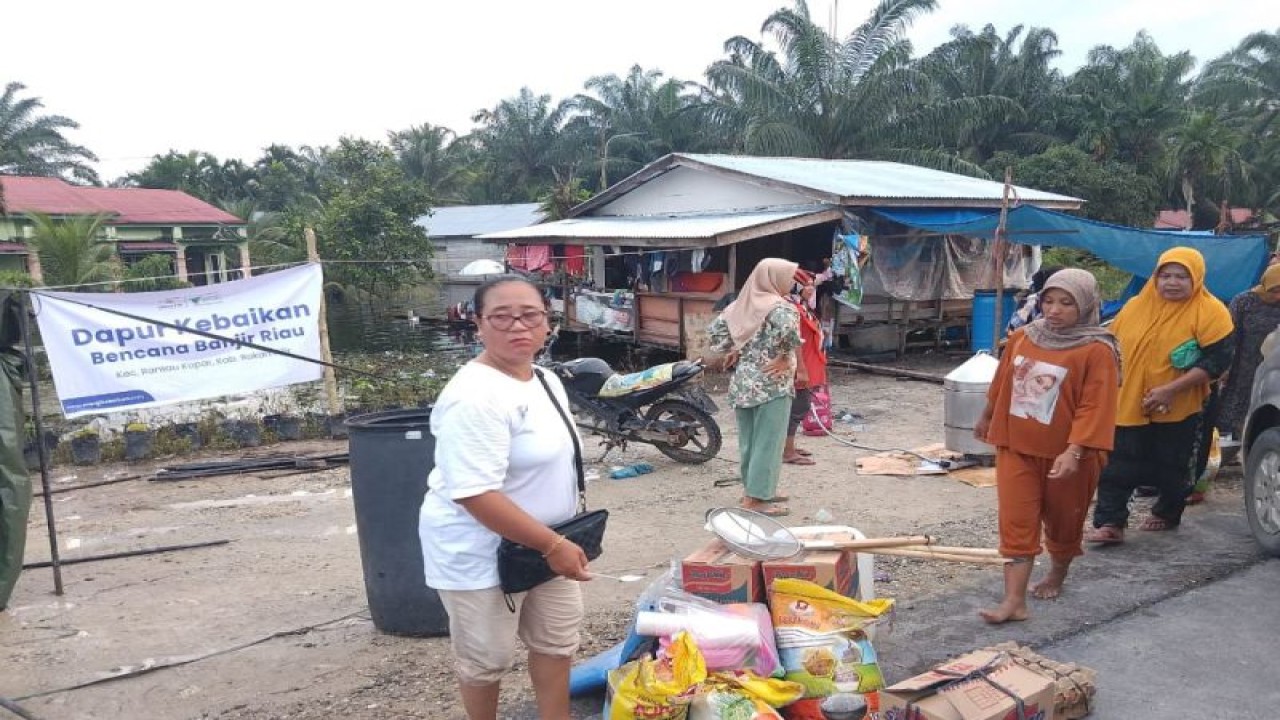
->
[0,696,43,720]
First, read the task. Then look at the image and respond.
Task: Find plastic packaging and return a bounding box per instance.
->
[609,462,654,479]
[608,632,705,720]
[637,574,783,678]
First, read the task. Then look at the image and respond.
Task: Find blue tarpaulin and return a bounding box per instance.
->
[873,205,1269,301]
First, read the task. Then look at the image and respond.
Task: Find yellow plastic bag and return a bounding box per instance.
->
[690,671,805,720]
[609,632,708,720]
[769,578,894,698]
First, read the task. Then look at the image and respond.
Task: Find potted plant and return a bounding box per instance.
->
[70,427,102,465]
[123,421,154,461]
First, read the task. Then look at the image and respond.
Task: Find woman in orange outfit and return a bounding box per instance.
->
[974,269,1121,624]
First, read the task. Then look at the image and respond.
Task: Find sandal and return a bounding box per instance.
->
[769,495,791,503]
[1138,516,1178,531]
[784,455,816,465]
[796,449,813,457]
[1084,525,1125,544]
[742,503,791,517]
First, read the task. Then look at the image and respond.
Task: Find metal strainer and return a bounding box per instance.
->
[703,507,804,561]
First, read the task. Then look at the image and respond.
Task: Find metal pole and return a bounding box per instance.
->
[20,292,63,595]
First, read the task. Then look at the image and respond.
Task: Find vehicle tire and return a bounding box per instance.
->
[1243,427,1280,557]
[644,400,722,464]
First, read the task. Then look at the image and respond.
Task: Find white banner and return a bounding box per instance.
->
[35,264,325,418]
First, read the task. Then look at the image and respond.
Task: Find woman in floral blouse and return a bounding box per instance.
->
[707,258,802,517]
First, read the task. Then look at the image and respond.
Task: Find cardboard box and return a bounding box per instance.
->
[762,529,859,598]
[679,538,765,604]
[880,650,1057,720]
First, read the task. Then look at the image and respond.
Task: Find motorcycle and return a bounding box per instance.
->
[539,331,722,464]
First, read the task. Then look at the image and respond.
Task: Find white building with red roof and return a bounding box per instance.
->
[0,175,248,285]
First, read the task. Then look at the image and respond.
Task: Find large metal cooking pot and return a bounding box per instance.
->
[943,352,999,456]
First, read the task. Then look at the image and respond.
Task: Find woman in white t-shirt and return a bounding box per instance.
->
[419,276,591,720]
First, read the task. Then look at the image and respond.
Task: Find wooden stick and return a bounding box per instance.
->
[871,547,1011,564]
[991,166,1013,351]
[305,227,341,416]
[826,358,946,384]
[800,535,937,551]
[912,545,1002,558]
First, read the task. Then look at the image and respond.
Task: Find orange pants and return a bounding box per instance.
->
[995,448,1103,560]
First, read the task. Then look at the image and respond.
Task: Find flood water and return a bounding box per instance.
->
[325,292,675,372]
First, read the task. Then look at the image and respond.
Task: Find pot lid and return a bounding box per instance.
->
[944,352,999,384]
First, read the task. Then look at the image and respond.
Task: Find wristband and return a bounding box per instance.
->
[542,534,566,558]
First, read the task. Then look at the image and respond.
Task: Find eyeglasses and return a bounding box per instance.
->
[482,309,548,330]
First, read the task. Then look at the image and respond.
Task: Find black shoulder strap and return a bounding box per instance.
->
[534,368,586,511]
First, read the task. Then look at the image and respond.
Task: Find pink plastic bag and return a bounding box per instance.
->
[802,385,832,436]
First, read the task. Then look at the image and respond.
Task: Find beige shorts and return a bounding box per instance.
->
[437,577,584,684]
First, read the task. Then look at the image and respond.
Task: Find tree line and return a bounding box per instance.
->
[3,0,1278,293]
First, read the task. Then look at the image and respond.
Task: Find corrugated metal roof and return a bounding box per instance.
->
[479,206,833,241]
[417,203,545,238]
[679,154,1081,205]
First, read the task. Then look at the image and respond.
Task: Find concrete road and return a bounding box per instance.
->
[1041,558,1280,719]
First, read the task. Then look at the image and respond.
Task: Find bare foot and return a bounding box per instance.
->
[978,601,1028,624]
[1031,566,1069,599]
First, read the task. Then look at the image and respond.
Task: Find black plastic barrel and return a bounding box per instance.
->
[345,408,448,637]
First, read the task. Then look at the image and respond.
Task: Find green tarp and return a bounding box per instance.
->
[0,292,30,610]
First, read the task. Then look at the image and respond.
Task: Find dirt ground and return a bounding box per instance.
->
[0,354,1238,719]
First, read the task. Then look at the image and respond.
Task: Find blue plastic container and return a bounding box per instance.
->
[971,289,1019,352]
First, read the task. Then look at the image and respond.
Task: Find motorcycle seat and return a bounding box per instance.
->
[598,362,686,398]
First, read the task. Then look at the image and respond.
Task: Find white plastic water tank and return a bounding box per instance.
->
[943,352,1000,456]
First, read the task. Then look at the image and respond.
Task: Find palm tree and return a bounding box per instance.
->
[1063,33,1194,174]
[218,198,302,269]
[571,65,706,188]
[388,123,477,204]
[26,213,118,289]
[1168,111,1249,227]
[699,0,1015,175]
[916,24,1065,162]
[0,82,100,184]
[1196,30,1280,137]
[468,88,586,202]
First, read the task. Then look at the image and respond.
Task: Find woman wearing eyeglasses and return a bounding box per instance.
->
[419,275,591,720]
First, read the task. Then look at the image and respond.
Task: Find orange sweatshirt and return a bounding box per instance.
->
[985,330,1120,459]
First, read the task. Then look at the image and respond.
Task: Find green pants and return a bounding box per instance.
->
[735,395,791,501]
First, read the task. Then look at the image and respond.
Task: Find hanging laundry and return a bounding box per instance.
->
[524,244,553,272]
[691,248,707,271]
[506,244,529,271]
[564,245,586,275]
[831,233,868,310]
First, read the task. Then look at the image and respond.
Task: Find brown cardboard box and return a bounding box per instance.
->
[762,529,859,598]
[880,650,1057,720]
[679,538,765,604]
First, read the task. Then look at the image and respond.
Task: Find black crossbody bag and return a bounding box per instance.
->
[496,368,608,597]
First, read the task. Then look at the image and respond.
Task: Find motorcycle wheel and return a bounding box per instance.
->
[644,399,722,464]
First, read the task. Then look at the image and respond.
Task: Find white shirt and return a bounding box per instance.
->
[419,362,579,590]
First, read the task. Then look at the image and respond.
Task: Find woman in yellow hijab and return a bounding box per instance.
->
[1086,247,1235,543]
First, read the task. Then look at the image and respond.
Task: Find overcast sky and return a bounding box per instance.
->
[3,0,1267,181]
